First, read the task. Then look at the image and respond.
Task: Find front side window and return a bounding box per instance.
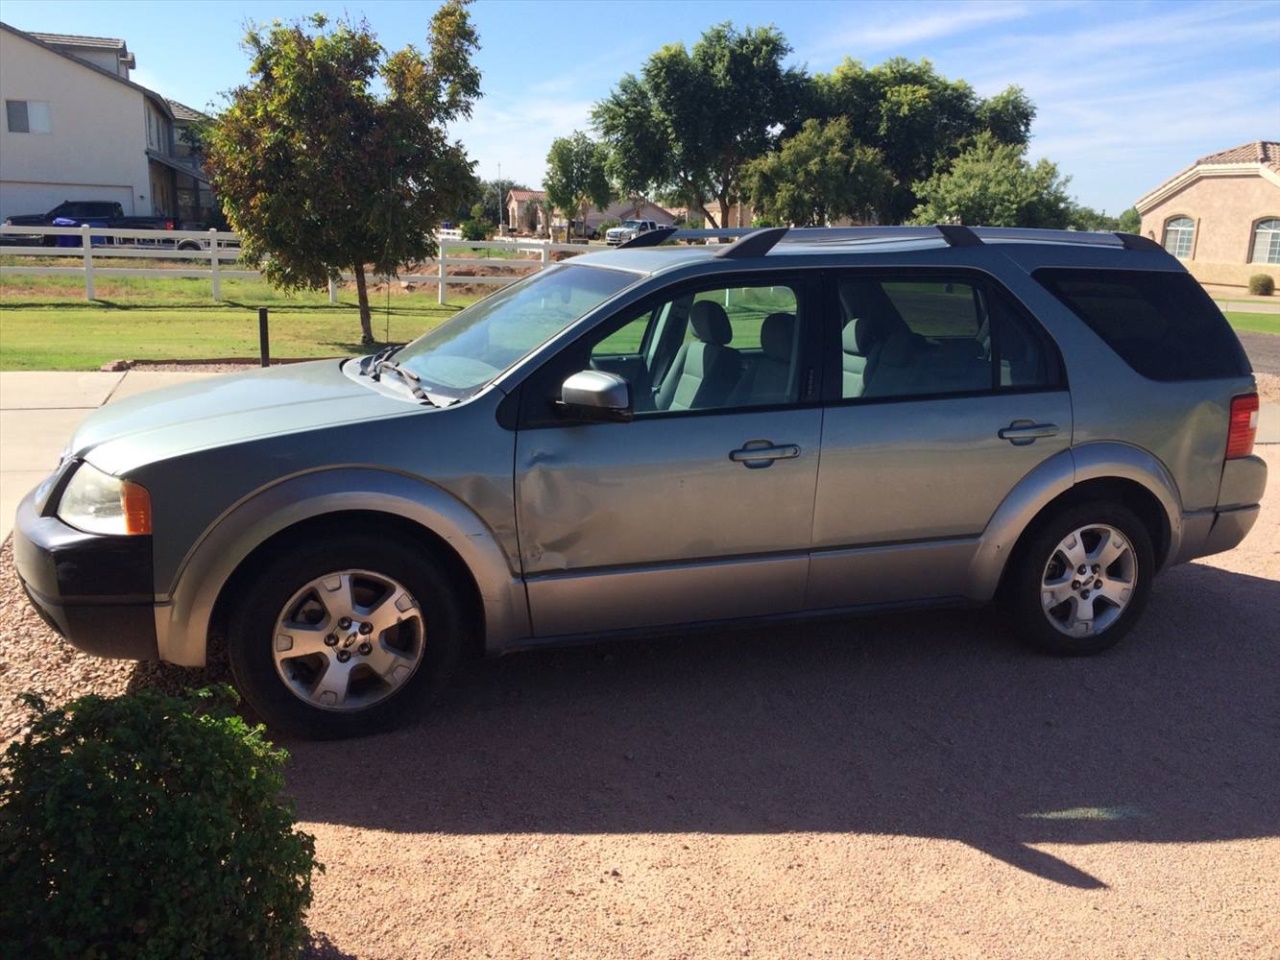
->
[592,281,807,415]
[1162,216,1195,259]
[5,99,51,134]
[1251,218,1280,265]
[837,275,1059,400]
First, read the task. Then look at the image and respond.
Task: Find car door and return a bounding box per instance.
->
[514,275,823,638]
[809,271,1073,608]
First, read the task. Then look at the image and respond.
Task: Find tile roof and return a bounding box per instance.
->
[166,99,209,123]
[508,189,547,201]
[1196,141,1280,173]
[28,31,126,50]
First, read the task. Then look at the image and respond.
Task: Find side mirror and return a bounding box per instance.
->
[556,370,633,423]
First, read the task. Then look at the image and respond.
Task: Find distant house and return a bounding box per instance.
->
[0,22,212,224]
[505,188,680,237]
[1135,141,1279,290]
[506,188,547,235]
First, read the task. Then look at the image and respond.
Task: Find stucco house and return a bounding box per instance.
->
[1135,141,1279,290]
[0,23,211,224]
[505,188,678,237]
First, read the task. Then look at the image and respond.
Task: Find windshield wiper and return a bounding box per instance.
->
[370,358,435,404]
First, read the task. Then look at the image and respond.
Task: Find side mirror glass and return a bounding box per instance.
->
[557,370,633,422]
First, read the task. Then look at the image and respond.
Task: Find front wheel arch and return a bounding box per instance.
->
[208,511,485,670]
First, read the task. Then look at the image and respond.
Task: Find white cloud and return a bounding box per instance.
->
[812,1,1033,57]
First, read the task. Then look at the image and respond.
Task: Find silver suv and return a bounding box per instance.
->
[14,226,1267,738]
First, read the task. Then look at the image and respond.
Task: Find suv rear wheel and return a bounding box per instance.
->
[1008,501,1154,656]
[228,534,462,739]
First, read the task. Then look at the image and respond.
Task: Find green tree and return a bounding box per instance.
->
[910,133,1072,228]
[544,132,614,235]
[206,4,481,343]
[1117,206,1142,233]
[813,58,1034,222]
[593,23,805,228]
[742,118,892,226]
[1067,204,1120,232]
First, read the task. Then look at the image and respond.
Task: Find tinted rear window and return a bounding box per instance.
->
[1032,268,1250,380]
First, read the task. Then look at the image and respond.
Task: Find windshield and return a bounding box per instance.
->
[391,263,637,401]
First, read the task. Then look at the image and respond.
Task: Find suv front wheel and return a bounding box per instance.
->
[1008,501,1155,656]
[228,533,462,739]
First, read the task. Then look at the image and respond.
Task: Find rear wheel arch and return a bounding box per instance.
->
[1009,476,1172,577]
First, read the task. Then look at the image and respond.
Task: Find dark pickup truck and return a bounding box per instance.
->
[2,200,176,245]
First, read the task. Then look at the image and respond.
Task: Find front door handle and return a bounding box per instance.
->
[730,440,800,468]
[998,420,1059,445]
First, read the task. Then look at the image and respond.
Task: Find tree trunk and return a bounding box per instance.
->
[353,263,374,344]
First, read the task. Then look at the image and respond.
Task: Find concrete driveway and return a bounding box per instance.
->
[0,371,218,542]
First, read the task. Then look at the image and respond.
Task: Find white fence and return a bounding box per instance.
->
[0,224,593,304]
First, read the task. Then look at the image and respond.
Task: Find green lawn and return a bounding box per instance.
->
[1223,311,1280,335]
[0,273,474,370]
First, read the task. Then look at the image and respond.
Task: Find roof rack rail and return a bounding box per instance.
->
[613,224,1144,256]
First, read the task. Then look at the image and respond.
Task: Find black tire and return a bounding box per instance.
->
[228,533,462,739]
[1006,501,1155,656]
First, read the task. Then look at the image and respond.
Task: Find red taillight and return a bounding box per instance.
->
[1226,393,1259,459]
[165,219,175,230]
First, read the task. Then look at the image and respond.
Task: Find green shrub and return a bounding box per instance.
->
[0,687,320,959]
[1248,273,1275,296]
[460,219,490,242]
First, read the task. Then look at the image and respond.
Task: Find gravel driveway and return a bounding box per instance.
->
[2,450,1277,959]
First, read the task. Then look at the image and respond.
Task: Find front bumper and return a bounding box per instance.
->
[13,488,159,660]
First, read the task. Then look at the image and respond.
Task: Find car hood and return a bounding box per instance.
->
[73,360,422,476]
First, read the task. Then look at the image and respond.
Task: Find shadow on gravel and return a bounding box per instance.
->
[172,561,1280,890]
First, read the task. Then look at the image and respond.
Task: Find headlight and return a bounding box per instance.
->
[56,462,152,535]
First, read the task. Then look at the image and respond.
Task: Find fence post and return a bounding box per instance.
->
[328,276,338,303]
[541,244,549,272]
[438,241,448,306]
[258,307,270,367]
[209,228,221,302]
[82,225,95,300]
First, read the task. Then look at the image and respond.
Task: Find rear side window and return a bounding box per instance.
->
[1033,269,1250,380]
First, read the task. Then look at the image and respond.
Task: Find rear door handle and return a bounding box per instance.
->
[730,440,800,468]
[998,421,1059,445]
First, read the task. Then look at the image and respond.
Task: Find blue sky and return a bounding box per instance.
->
[3,0,1278,215]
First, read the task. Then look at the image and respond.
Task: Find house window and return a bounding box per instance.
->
[1162,216,1195,259]
[1251,218,1280,265]
[5,100,52,134]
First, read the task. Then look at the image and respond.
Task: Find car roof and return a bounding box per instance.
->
[570,225,1171,278]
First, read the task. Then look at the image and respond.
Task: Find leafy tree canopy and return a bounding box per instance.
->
[593,23,806,228]
[811,58,1035,222]
[910,133,1073,229]
[544,132,613,228]
[741,118,892,227]
[206,3,481,343]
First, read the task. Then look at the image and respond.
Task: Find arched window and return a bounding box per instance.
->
[1251,218,1280,265]
[1162,216,1195,259]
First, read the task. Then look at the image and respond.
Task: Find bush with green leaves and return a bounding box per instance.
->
[1248,273,1275,296]
[460,219,491,242]
[0,686,320,959]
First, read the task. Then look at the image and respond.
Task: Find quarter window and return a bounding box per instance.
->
[1251,218,1280,265]
[1162,216,1195,259]
[5,99,52,134]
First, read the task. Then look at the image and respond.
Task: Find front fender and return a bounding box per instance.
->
[155,467,530,666]
[966,442,1184,601]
